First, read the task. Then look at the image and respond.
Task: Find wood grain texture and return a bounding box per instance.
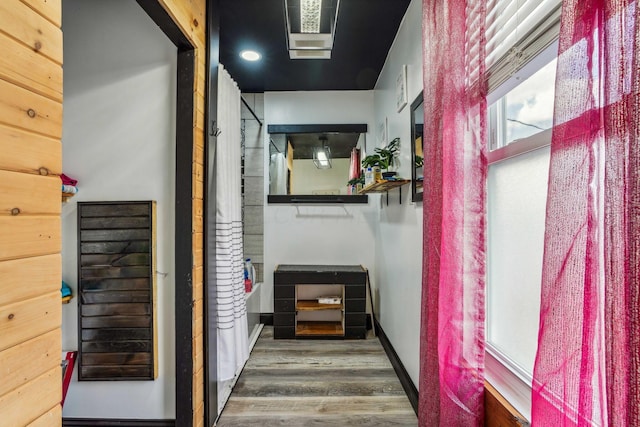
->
[78,202,156,381]
[0,0,62,64]
[0,31,62,102]
[485,381,530,426]
[0,169,60,215]
[0,366,61,427]
[20,0,62,27]
[0,216,60,261]
[0,254,60,307]
[0,122,61,176]
[0,76,62,138]
[0,329,60,397]
[0,291,60,352]
[217,327,417,426]
[27,404,62,427]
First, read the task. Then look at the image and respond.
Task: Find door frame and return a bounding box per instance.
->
[134,2,196,425]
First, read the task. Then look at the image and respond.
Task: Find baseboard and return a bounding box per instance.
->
[374,318,419,415]
[260,312,274,325]
[63,419,174,427]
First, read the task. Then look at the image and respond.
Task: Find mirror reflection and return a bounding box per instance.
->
[269,130,366,196]
[411,93,424,202]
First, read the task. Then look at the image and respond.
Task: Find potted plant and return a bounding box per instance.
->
[361,138,400,179]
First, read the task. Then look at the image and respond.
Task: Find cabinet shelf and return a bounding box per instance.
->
[296,300,342,311]
[62,192,75,202]
[296,321,344,336]
[358,179,410,194]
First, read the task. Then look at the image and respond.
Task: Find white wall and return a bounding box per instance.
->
[371,0,424,388]
[263,91,379,312]
[61,0,177,418]
[291,158,351,195]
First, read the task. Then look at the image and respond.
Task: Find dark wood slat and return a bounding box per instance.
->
[82,316,151,328]
[82,303,150,317]
[80,217,150,230]
[80,253,150,267]
[80,204,150,218]
[80,229,150,242]
[80,365,152,379]
[82,352,152,366]
[81,278,151,292]
[82,328,152,341]
[81,241,151,255]
[77,201,155,382]
[81,290,150,304]
[80,266,150,279]
[82,340,152,353]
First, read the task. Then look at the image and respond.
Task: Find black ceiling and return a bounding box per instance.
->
[219,0,412,92]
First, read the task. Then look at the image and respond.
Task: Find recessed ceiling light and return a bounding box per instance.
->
[240,50,261,61]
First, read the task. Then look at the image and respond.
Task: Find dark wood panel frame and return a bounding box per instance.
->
[77,201,157,381]
[132,2,196,424]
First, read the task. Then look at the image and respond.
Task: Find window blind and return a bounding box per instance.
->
[484,0,562,91]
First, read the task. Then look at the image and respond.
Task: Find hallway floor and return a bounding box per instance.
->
[216,326,417,426]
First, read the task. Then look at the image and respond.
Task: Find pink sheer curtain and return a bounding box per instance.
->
[419,0,488,425]
[532,1,639,425]
[348,147,360,181]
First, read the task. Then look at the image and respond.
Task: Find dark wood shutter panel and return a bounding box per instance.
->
[77,201,157,381]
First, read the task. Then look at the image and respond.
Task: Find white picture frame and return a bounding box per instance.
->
[377,117,388,145]
[396,64,408,112]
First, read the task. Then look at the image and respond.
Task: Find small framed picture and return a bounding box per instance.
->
[377,117,388,145]
[396,64,408,112]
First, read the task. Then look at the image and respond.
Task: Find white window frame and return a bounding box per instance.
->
[484,41,558,421]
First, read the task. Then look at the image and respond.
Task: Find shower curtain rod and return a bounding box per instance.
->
[240,96,262,126]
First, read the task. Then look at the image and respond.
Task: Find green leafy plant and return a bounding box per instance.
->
[415,154,423,168]
[348,176,365,186]
[361,138,400,171]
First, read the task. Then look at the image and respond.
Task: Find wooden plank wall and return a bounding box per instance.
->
[0,0,63,426]
[155,1,206,426]
[0,0,205,425]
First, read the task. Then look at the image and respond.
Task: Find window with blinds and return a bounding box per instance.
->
[485,0,562,92]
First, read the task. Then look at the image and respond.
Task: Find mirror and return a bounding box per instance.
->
[267,124,368,203]
[410,93,424,202]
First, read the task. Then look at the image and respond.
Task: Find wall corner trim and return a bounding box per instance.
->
[374,318,419,415]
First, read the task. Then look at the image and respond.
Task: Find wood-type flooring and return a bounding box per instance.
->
[217,326,417,426]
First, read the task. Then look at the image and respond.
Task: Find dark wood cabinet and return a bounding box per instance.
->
[77,201,157,380]
[273,265,367,339]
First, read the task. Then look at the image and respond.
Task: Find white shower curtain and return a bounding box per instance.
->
[215,64,249,384]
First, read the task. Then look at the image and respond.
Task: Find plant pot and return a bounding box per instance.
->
[382,171,397,179]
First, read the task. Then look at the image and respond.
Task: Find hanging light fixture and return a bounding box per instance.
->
[284,0,340,59]
[313,136,332,169]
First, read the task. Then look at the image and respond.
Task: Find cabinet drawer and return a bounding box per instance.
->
[274,285,295,299]
[345,285,366,299]
[345,298,365,313]
[274,299,295,312]
[345,313,367,327]
[274,313,295,326]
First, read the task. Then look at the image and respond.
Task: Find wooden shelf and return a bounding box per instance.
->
[296,300,342,311]
[62,192,75,202]
[296,321,344,336]
[358,179,410,194]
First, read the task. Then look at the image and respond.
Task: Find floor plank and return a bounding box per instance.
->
[217,326,417,426]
